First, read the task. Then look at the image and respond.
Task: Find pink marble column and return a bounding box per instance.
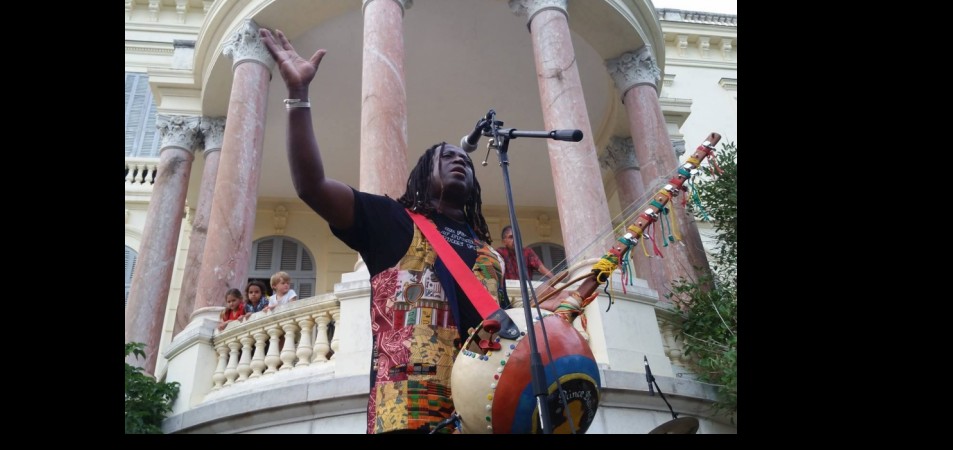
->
[191,20,274,320]
[359,0,411,197]
[172,117,226,336]
[607,47,711,293]
[600,136,665,291]
[510,0,614,262]
[125,114,200,374]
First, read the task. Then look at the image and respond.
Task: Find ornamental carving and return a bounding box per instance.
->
[223,20,275,71]
[600,136,639,173]
[200,117,226,154]
[362,0,413,16]
[156,115,201,152]
[274,205,289,235]
[536,213,552,239]
[606,47,662,99]
[508,0,568,24]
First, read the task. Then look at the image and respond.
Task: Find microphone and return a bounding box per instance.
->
[644,356,655,396]
[460,111,494,153]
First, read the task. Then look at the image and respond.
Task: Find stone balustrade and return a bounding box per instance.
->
[210,293,340,391]
[125,157,160,193]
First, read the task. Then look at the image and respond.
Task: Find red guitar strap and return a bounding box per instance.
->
[406,209,501,320]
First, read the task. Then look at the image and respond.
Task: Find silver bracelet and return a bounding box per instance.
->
[284,98,311,110]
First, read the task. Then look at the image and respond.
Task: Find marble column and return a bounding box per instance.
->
[606,47,711,292]
[509,0,614,262]
[173,117,226,336]
[600,137,663,291]
[359,0,412,197]
[125,114,200,374]
[191,20,275,320]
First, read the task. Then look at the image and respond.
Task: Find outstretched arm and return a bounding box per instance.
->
[539,264,555,279]
[259,28,356,229]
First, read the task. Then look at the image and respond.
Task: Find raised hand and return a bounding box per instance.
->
[259,28,327,92]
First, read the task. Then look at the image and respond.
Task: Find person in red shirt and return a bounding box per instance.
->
[217,288,246,331]
[496,225,555,281]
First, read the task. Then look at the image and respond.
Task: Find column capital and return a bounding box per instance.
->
[363,0,413,16]
[671,139,686,158]
[606,46,662,100]
[509,0,568,28]
[199,117,226,156]
[600,136,639,173]
[156,114,201,153]
[222,20,275,72]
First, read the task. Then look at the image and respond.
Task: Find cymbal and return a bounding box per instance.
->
[648,417,700,434]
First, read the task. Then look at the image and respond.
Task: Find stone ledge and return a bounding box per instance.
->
[163,373,368,433]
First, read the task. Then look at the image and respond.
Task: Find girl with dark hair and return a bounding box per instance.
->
[244,280,269,314]
[217,288,246,331]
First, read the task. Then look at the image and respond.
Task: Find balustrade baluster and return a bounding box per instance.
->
[125,164,135,187]
[134,163,145,185]
[329,309,340,360]
[295,316,314,368]
[211,343,229,390]
[250,330,268,378]
[224,339,241,385]
[312,312,330,363]
[263,325,281,375]
[279,321,299,370]
[237,335,254,382]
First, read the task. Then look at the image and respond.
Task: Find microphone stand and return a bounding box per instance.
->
[645,356,679,420]
[478,109,582,434]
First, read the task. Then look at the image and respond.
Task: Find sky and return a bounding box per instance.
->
[651,0,736,15]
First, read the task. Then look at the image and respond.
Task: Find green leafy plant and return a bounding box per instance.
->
[125,342,180,434]
[667,142,737,416]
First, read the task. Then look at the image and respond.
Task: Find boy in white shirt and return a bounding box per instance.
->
[265,271,298,311]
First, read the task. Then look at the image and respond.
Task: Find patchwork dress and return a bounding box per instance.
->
[329,189,506,434]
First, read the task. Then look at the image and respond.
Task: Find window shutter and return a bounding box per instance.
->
[255,240,274,270]
[125,246,138,308]
[301,251,313,271]
[280,239,299,271]
[548,246,566,269]
[295,281,314,299]
[125,74,142,155]
[140,102,160,157]
[124,72,160,157]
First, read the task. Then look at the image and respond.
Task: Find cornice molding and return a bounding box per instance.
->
[125,22,203,35]
[125,43,174,57]
[656,8,736,27]
[718,77,737,91]
[664,58,736,70]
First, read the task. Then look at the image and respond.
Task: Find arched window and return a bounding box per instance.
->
[528,242,566,280]
[247,236,317,299]
[125,245,138,308]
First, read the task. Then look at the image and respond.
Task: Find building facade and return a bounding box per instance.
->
[124,0,737,434]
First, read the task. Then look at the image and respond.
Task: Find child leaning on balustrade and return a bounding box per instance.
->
[217,288,246,331]
[244,280,270,314]
[264,271,298,311]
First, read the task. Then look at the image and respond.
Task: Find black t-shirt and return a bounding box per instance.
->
[330,189,484,339]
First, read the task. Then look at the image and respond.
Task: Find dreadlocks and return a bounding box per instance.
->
[397,142,492,244]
